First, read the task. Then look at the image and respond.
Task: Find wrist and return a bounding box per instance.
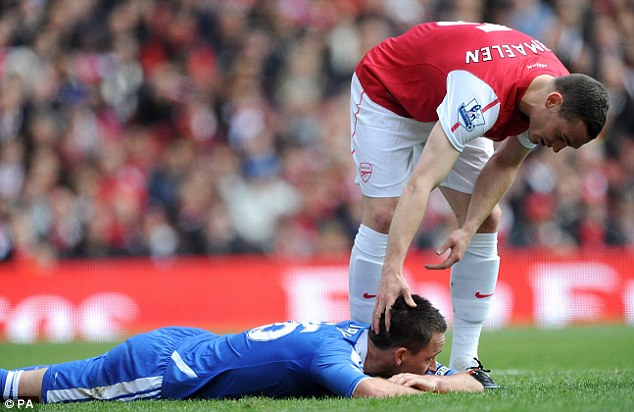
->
[460,225,477,239]
[381,258,403,276]
[381,267,404,281]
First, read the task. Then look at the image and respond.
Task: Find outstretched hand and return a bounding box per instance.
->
[371,270,417,333]
[425,228,471,270]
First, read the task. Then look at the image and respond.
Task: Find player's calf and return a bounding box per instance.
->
[1,367,47,403]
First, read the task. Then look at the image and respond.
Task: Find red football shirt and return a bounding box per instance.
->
[355,22,569,151]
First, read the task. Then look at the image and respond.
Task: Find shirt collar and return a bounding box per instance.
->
[354,329,369,365]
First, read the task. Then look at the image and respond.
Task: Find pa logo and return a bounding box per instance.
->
[458,99,485,132]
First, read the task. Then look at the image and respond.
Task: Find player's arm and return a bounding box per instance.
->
[389,372,484,393]
[374,121,461,331]
[352,377,421,397]
[426,135,532,270]
[353,372,484,397]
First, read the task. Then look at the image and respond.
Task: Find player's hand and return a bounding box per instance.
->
[425,228,472,270]
[389,373,439,392]
[371,270,416,333]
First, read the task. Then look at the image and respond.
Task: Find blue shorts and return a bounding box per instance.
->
[42,327,209,403]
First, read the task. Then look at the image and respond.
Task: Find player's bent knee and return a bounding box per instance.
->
[362,197,399,234]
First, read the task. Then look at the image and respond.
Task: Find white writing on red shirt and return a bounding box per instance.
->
[466,40,552,64]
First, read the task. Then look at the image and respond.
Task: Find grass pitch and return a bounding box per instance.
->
[1,324,632,412]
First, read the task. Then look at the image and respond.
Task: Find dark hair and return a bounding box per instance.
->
[554,74,609,140]
[369,294,447,355]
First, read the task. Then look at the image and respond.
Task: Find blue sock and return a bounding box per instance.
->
[0,369,7,400]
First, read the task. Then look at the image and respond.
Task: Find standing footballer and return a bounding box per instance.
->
[347,21,609,380]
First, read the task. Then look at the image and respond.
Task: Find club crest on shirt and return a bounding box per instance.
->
[458,98,485,132]
[359,162,372,182]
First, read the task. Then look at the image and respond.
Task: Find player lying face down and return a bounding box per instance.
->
[1,295,487,403]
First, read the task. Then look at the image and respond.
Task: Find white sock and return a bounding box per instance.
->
[449,233,500,370]
[3,370,23,401]
[349,224,387,323]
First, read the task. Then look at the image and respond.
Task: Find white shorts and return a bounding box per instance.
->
[350,74,494,197]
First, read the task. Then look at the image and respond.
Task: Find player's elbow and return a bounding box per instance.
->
[403,175,437,199]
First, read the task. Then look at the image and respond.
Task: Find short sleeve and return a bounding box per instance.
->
[428,361,458,376]
[517,132,537,150]
[437,70,500,152]
[310,341,371,397]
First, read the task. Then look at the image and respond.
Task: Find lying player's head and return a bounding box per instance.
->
[369,294,447,376]
[528,74,609,152]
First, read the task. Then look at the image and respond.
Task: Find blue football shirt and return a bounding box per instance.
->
[162,320,371,399]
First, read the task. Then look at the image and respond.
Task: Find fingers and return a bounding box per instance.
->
[425,262,448,270]
[403,290,417,308]
[372,295,396,332]
[388,373,420,386]
[388,374,436,391]
[424,259,456,270]
[372,278,416,333]
[425,248,461,270]
[384,297,394,332]
[388,373,411,385]
[435,234,455,255]
[428,229,472,270]
[372,299,385,333]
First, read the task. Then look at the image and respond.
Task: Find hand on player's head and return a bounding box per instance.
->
[369,294,446,354]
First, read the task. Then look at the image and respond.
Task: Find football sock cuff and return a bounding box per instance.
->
[352,224,388,257]
[0,369,7,400]
[1,370,23,401]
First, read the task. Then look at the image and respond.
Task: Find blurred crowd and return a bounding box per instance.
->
[0,0,632,265]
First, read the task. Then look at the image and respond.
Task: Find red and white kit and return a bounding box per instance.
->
[348,23,572,373]
[351,21,569,196]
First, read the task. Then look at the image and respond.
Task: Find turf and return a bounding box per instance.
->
[1,324,632,412]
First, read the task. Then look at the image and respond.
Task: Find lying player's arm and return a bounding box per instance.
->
[389,372,484,393]
[352,377,421,398]
[352,371,484,397]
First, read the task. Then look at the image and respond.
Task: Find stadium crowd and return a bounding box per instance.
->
[0,0,632,264]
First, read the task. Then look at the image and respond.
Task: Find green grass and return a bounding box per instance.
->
[2,325,633,411]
